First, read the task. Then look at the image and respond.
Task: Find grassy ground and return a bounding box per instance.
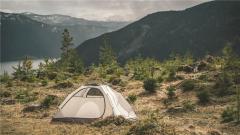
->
[1,71,240,135]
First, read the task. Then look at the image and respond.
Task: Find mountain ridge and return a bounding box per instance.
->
[76,1,240,65]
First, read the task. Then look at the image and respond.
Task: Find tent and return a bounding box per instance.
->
[52,84,137,122]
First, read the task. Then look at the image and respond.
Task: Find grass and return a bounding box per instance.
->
[1,71,240,135]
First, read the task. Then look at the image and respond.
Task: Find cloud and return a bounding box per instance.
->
[0,0,210,21]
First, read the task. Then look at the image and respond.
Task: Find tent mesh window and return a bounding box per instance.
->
[87,88,103,97]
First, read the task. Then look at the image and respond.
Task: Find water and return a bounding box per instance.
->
[0,59,44,75]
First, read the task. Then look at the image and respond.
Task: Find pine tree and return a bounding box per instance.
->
[61,29,73,59]
[99,36,117,66]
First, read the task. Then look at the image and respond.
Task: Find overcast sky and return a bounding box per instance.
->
[0,0,210,21]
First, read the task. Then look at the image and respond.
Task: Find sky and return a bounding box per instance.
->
[0,0,211,21]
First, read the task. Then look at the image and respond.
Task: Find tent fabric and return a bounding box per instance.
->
[52,85,137,122]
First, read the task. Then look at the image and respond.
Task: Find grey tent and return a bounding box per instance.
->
[52,85,137,122]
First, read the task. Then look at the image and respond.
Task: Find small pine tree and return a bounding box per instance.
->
[143,78,157,93]
[99,36,117,66]
[167,86,176,99]
[67,50,84,74]
[12,56,35,82]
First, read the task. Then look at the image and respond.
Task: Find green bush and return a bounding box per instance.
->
[214,73,234,96]
[41,95,59,108]
[176,75,184,80]
[143,78,157,93]
[0,71,10,83]
[6,81,13,87]
[127,113,175,135]
[0,90,11,98]
[47,72,57,80]
[55,80,74,89]
[167,86,176,99]
[108,76,122,85]
[165,69,176,82]
[127,94,137,104]
[198,74,208,81]
[41,79,48,86]
[92,116,130,127]
[197,90,210,104]
[12,57,36,82]
[15,90,37,103]
[157,76,164,83]
[221,107,236,122]
[183,100,196,112]
[181,79,195,92]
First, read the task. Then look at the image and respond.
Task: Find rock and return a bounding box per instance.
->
[22,104,42,112]
[207,129,222,135]
[1,98,16,105]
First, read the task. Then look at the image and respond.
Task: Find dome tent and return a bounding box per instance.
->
[52,84,137,122]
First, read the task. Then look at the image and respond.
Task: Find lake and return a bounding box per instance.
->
[0,59,45,75]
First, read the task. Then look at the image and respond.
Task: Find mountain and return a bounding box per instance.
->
[76,1,240,65]
[0,12,129,62]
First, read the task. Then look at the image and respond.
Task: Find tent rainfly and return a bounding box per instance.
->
[52,85,137,122]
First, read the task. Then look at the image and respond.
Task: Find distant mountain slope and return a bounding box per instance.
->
[0,12,128,62]
[76,1,240,65]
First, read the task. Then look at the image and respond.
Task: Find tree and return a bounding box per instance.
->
[59,29,84,74]
[12,56,35,82]
[99,36,117,66]
[67,50,84,74]
[61,29,74,59]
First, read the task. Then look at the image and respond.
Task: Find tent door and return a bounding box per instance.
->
[75,97,105,118]
[60,87,106,118]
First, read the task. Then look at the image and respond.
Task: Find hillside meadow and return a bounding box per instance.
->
[1,46,240,135]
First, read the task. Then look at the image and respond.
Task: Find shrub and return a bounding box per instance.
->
[47,72,57,80]
[157,76,164,83]
[41,95,59,108]
[214,73,234,96]
[6,81,13,87]
[55,81,74,89]
[92,116,130,127]
[197,90,210,104]
[15,90,37,103]
[221,107,236,122]
[165,70,176,82]
[127,113,175,135]
[54,72,71,83]
[108,76,122,85]
[198,74,208,81]
[127,94,137,104]
[0,90,11,98]
[167,86,176,99]
[143,78,157,93]
[183,100,196,112]
[12,57,36,82]
[0,71,10,83]
[41,79,48,86]
[181,79,195,92]
[176,75,184,80]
